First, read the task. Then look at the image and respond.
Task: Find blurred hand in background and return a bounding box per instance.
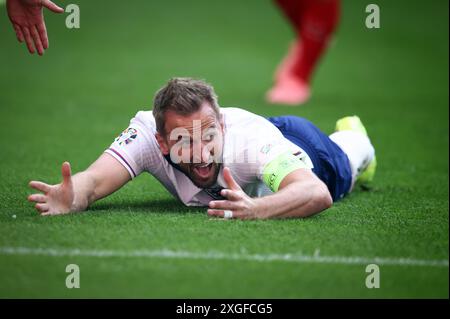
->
[6,0,64,55]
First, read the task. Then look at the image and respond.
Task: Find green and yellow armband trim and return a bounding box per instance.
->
[262,152,310,192]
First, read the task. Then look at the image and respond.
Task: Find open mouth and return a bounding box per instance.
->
[192,163,213,179]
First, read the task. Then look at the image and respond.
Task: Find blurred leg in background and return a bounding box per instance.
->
[267,0,340,105]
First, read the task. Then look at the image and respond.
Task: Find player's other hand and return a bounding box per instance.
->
[28,162,74,216]
[208,167,260,220]
[6,0,64,55]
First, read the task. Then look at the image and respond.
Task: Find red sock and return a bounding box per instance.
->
[274,0,340,83]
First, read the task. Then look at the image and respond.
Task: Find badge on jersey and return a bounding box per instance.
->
[115,128,138,145]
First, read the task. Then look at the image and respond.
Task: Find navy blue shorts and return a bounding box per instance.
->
[267,116,352,202]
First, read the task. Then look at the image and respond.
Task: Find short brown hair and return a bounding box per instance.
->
[153,78,220,135]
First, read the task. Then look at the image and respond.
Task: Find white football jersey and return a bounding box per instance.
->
[105,107,313,206]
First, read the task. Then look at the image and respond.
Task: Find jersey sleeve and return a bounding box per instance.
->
[226,140,313,193]
[222,109,314,193]
[104,111,160,179]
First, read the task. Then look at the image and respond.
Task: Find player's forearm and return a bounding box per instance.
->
[70,171,98,212]
[255,181,332,218]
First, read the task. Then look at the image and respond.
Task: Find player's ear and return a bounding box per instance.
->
[155,132,170,155]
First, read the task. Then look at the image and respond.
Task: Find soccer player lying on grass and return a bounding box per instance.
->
[28,78,376,219]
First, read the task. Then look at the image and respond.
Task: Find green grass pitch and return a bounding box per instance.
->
[0,0,448,298]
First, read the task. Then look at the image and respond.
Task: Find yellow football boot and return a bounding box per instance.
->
[335,116,376,184]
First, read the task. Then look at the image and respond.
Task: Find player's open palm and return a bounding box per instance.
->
[6,0,64,55]
[28,162,74,216]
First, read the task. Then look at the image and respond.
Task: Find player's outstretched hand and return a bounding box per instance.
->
[28,162,74,216]
[6,0,64,55]
[207,167,260,220]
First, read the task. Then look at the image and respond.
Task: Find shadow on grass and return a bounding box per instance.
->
[89,198,204,215]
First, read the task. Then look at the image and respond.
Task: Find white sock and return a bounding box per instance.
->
[329,130,375,189]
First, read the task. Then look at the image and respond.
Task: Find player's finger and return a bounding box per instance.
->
[31,25,44,55]
[29,181,51,193]
[28,194,47,203]
[40,211,51,216]
[13,24,24,42]
[35,203,49,212]
[223,167,241,191]
[207,209,247,220]
[37,22,48,49]
[220,189,242,201]
[207,209,225,218]
[209,200,241,211]
[21,26,35,54]
[42,0,65,13]
[61,162,72,185]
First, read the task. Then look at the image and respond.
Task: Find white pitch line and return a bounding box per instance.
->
[0,246,448,268]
